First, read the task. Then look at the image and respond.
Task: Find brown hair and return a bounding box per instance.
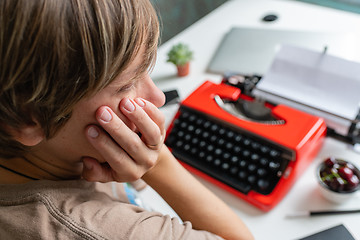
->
[0,0,160,158]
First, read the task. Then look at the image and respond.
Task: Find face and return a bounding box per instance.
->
[31,48,165,176]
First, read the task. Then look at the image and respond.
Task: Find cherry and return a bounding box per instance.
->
[338,167,353,181]
[346,175,360,191]
[329,177,346,192]
[324,157,336,168]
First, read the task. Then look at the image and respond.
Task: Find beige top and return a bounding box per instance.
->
[0,180,223,239]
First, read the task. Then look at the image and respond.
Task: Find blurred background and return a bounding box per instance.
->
[150,0,360,45]
[150,0,227,44]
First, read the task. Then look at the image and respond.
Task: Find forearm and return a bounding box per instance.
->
[142,146,254,240]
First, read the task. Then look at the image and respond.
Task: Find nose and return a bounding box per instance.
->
[141,75,165,108]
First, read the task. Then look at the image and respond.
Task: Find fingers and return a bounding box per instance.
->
[86,112,151,178]
[133,98,165,135]
[120,97,165,147]
[84,125,152,182]
[93,106,148,162]
[83,98,166,183]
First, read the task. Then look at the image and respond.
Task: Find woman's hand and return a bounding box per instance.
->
[82,97,166,183]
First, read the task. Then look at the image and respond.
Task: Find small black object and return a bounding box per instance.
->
[299,224,355,240]
[262,14,278,22]
[222,72,261,96]
[163,89,180,106]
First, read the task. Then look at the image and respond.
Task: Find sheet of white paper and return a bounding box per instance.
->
[253,44,360,135]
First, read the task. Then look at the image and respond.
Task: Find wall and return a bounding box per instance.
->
[150,0,228,44]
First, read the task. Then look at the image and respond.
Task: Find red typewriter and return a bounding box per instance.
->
[165,78,327,211]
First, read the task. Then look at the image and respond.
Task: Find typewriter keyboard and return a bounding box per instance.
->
[165,106,293,195]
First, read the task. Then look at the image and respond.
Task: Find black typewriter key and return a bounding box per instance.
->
[239,159,247,168]
[241,150,251,158]
[221,162,230,170]
[173,118,180,125]
[177,130,184,138]
[260,157,269,166]
[251,142,261,151]
[238,170,247,179]
[250,153,260,162]
[242,138,251,147]
[223,152,231,161]
[257,168,267,177]
[226,130,235,139]
[188,114,196,122]
[207,145,214,152]
[214,148,222,156]
[210,124,219,132]
[191,137,199,145]
[248,164,257,173]
[206,155,214,163]
[218,138,225,146]
[247,175,257,184]
[233,146,242,154]
[187,124,195,132]
[199,140,206,148]
[214,158,221,166]
[184,144,191,151]
[175,140,183,148]
[190,148,197,155]
[260,146,270,154]
[218,128,226,136]
[234,134,243,143]
[257,179,270,190]
[225,142,233,150]
[230,166,238,175]
[198,151,206,159]
[181,111,190,119]
[195,118,204,126]
[202,131,210,139]
[269,149,280,158]
[203,120,211,129]
[180,121,187,129]
[210,135,217,142]
[194,128,202,136]
[230,156,239,164]
[269,161,281,171]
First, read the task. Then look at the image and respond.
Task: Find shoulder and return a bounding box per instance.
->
[0,180,223,240]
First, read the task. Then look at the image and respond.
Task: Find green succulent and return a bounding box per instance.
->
[167,43,193,66]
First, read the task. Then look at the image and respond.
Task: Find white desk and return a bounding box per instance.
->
[141,1,360,239]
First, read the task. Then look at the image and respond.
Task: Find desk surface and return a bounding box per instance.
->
[141,1,360,239]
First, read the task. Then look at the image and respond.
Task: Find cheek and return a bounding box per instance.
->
[76,92,122,124]
[77,89,138,132]
[47,92,133,161]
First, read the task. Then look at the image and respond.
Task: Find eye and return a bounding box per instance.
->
[115,72,143,94]
[116,82,135,93]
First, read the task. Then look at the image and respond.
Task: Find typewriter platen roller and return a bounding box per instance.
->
[165,80,327,211]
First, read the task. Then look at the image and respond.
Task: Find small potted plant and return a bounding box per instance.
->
[167,43,193,77]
